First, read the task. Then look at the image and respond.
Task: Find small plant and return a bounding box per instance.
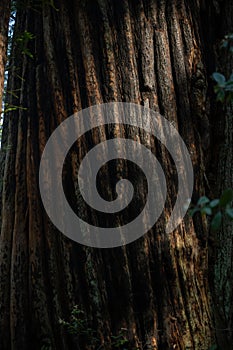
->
[212,72,233,103]
[111,328,129,349]
[221,33,233,53]
[190,189,233,231]
[59,305,98,345]
[2,103,27,114]
[16,30,35,58]
[59,306,135,349]
[212,33,233,103]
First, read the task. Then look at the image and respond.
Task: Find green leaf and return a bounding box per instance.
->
[209,199,220,208]
[211,212,222,231]
[221,41,228,48]
[212,72,226,85]
[2,145,12,151]
[4,106,18,112]
[189,208,200,217]
[225,79,233,92]
[201,207,212,216]
[197,196,210,206]
[216,89,225,102]
[225,85,233,92]
[226,207,233,219]
[219,188,233,207]
[4,104,27,113]
[226,92,233,103]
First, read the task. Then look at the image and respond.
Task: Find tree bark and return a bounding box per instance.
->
[0,1,232,349]
[206,2,233,349]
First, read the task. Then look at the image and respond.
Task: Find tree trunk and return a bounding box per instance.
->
[0,1,232,349]
[207,2,233,349]
[0,0,10,114]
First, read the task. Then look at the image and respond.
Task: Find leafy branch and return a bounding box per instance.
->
[190,189,233,231]
[1,103,27,115]
[212,33,233,103]
[212,72,233,103]
[59,305,138,349]
[16,30,35,59]
[221,33,233,53]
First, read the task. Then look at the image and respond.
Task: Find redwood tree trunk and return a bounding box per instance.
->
[0,1,232,349]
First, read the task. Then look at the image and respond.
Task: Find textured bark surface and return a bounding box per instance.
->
[0,0,232,349]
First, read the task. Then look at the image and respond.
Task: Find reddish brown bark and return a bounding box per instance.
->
[0,1,232,349]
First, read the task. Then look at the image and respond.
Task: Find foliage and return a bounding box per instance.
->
[40,343,52,350]
[221,33,233,53]
[3,102,27,113]
[212,72,233,103]
[190,189,233,231]
[59,306,139,349]
[110,329,129,349]
[212,33,233,103]
[58,305,98,345]
[16,30,35,58]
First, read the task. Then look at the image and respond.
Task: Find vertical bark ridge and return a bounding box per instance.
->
[113,0,141,103]
[96,0,120,102]
[77,1,102,106]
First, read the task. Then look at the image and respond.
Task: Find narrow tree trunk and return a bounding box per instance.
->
[0,0,10,113]
[207,2,233,349]
[1,1,231,349]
